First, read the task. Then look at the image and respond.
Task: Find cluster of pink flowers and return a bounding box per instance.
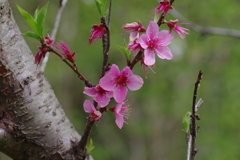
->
[35,35,76,65]
[83,1,189,129]
[84,64,143,129]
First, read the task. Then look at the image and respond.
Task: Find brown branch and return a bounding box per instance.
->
[129,51,143,70]
[190,70,203,160]
[76,121,95,160]
[170,9,240,38]
[75,4,113,158]
[48,46,93,87]
[100,17,110,78]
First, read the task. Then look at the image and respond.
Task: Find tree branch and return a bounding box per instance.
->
[189,70,203,160]
[170,9,240,38]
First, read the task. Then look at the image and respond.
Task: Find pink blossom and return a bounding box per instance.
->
[99,64,144,103]
[42,34,54,45]
[127,39,142,54]
[153,1,173,16]
[89,24,106,45]
[57,41,75,62]
[109,102,130,129]
[35,46,48,65]
[123,21,146,40]
[140,58,156,77]
[83,99,102,121]
[84,85,113,108]
[136,21,174,66]
[167,19,189,39]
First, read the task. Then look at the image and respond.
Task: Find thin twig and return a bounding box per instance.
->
[170,9,240,38]
[48,45,93,87]
[40,0,68,72]
[186,98,203,160]
[77,3,113,158]
[190,70,203,160]
[77,121,95,160]
[186,134,192,160]
[107,0,112,26]
[100,17,110,78]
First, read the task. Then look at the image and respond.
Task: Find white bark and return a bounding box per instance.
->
[0,0,88,159]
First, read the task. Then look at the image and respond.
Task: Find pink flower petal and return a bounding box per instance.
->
[83,87,97,97]
[136,34,149,49]
[83,100,95,113]
[105,91,114,98]
[144,49,155,66]
[94,95,111,108]
[146,21,159,40]
[108,64,121,77]
[114,103,122,113]
[99,74,116,91]
[93,110,102,121]
[121,66,133,78]
[113,85,128,103]
[114,112,124,129]
[155,46,173,60]
[130,32,139,39]
[157,30,174,46]
[127,75,144,91]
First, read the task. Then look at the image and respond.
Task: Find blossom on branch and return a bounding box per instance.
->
[84,85,113,108]
[57,41,75,62]
[109,102,130,129]
[140,58,156,77]
[42,34,54,45]
[35,35,55,66]
[153,1,173,16]
[83,100,102,121]
[136,21,174,66]
[167,19,189,39]
[89,24,106,45]
[35,46,48,65]
[127,39,143,54]
[123,21,146,40]
[99,64,144,103]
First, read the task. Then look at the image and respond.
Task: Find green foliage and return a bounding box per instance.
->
[116,40,132,60]
[17,2,49,40]
[86,139,95,155]
[21,31,41,40]
[94,0,108,17]
[36,2,49,38]
[182,112,191,133]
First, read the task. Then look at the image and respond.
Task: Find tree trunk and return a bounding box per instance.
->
[0,0,89,159]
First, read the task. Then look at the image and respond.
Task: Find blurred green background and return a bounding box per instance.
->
[1,0,240,159]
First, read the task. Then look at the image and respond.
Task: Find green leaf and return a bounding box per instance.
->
[94,0,102,16]
[86,139,95,155]
[116,42,132,60]
[182,112,191,133]
[95,0,108,16]
[100,0,107,16]
[36,2,49,38]
[17,4,39,36]
[34,7,39,21]
[22,31,41,40]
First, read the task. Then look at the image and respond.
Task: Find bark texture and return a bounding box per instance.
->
[0,0,87,159]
